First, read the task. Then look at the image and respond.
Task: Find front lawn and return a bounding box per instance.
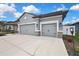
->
[74,33,79,43]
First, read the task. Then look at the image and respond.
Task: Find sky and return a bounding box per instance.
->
[0,3,79,24]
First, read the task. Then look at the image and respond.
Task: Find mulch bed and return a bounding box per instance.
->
[63,35,75,56]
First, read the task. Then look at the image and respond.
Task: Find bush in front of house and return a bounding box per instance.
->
[0,32,6,36]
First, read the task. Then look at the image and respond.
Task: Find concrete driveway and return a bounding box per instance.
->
[0,34,68,56]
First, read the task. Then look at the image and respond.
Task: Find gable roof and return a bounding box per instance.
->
[64,21,79,26]
[17,10,68,22]
[71,22,79,25]
[33,10,68,20]
[16,12,36,22]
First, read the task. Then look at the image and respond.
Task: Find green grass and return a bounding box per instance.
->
[73,33,79,42]
[73,33,79,55]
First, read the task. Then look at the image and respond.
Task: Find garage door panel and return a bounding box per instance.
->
[42,23,57,37]
[20,24,35,35]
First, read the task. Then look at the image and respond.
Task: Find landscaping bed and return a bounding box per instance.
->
[0,31,17,36]
[0,32,6,36]
[63,33,79,56]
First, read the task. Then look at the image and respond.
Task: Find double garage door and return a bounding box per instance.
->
[42,23,57,37]
[20,24,35,35]
[19,23,57,37]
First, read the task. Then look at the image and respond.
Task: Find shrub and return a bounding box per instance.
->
[0,32,6,36]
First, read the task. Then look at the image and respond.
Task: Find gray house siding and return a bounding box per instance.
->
[33,15,63,37]
[18,10,68,38]
[18,13,39,35]
[39,15,63,30]
[18,13,37,24]
[75,24,79,33]
[18,14,63,37]
[40,15,63,37]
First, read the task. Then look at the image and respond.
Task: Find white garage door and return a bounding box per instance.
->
[20,24,35,35]
[42,23,57,37]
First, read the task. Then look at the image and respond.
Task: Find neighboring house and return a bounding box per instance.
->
[0,21,4,32]
[63,21,79,36]
[3,21,18,32]
[71,22,79,33]
[63,25,75,36]
[0,21,18,32]
[18,10,68,38]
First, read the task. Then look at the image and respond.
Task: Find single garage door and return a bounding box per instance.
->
[20,24,35,35]
[42,23,57,37]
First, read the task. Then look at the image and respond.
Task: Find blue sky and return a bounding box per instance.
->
[0,3,79,24]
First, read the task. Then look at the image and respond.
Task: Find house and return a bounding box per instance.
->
[18,10,68,38]
[0,21,18,33]
[71,22,79,33]
[63,21,79,36]
[0,21,4,32]
[63,25,75,36]
[3,21,18,33]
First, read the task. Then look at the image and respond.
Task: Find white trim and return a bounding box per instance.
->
[18,22,37,25]
[35,23,39,32]
[18,22,39,32]
[40,20,59,36]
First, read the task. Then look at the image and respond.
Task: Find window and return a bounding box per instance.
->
[66,29,68,31]
[59,22,62,30]
[66,28,68,34]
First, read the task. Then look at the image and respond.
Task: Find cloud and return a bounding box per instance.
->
[10,3,15,8]
[63,21,70,25]
[22,5,40,13]
[69,18,79,24]
[0,15,6,18]
[0,3,21,19]
[55,4,67,11]
[0,4,16,13]
[70,4,79,10]
[56,8,66,11]
[14,12,22,18]
[72,17,76,20]
[76,19,79,22]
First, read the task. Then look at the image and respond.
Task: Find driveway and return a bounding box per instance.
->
[0,34,68,56]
